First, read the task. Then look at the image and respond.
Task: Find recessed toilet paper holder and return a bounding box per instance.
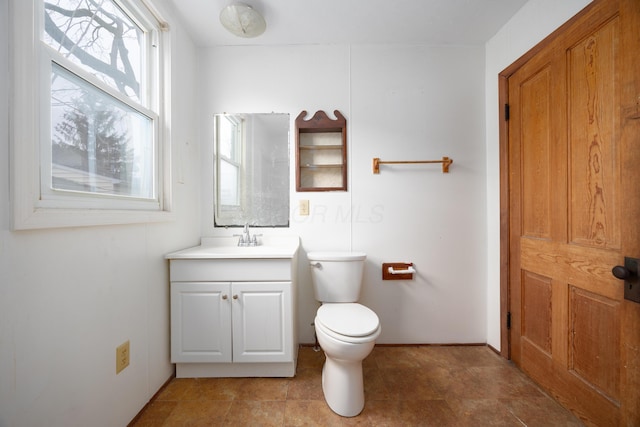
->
[382,262,416,280]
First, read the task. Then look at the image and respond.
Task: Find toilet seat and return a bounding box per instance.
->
[316,303,381,344]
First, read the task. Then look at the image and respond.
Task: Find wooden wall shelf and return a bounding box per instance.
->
[295,110,347,192]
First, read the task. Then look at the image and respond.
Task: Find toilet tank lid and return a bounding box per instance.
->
[307,251,366,261]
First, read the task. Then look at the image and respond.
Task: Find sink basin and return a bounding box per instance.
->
[165,235,299,259]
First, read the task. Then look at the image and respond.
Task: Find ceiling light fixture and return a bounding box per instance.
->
[219,3,266,38]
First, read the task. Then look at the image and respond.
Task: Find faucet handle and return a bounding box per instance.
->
[251,233,263,246]
[233,233,245,246]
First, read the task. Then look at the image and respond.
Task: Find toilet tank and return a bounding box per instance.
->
[307,251,366,302]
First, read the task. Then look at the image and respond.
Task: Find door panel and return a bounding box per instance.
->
[232,282,292,363]
[521,66,553,241]
[504,0,640,425]
[170,282,232,363]
[568,17,620,249]
[522,271,552,355]
[569,286,620,402]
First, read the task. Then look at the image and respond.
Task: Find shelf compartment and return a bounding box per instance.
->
[299,167,344,189]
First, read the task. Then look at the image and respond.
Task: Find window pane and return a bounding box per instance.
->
[51,64,155,199]
[43,0,144,102]
[219,160,239,206]
[219,115,241,161]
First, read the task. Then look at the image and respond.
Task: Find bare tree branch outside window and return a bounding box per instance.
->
[44,0,142,100]
[44,0,154,199]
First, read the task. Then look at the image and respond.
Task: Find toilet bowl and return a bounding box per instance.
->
[314,303,381,417]
[307,251,380,417]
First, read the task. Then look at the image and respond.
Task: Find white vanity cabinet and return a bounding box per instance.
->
[166,238,299,378]
[170,281,292,364]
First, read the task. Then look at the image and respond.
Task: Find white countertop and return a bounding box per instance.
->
[165,235,300,260]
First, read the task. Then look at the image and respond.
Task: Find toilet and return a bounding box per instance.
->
[308,251,381,417]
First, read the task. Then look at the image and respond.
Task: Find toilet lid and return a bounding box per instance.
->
[316,303,379,337]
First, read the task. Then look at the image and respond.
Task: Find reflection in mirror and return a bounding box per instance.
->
[214,113,290,227]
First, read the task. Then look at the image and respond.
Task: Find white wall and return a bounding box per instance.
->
[352,45,488,343]
[484,0,593,350]
[199,43,488,344]
[0,0,201,425]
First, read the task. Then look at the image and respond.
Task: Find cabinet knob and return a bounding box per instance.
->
[222,294,228,300]
[233,294,238,300]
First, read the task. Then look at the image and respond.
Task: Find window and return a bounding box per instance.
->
[10,0,171,229]
[216,115,243,210]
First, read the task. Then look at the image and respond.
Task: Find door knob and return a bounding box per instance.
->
[612,265,632,280]
[612,257,640,304]
[233,295,238,300]
[222,294,228,300]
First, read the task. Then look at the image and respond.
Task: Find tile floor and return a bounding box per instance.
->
[130,345,583,426]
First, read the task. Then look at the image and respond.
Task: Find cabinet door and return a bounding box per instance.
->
[231,282,292,363]
[171,282,232,363]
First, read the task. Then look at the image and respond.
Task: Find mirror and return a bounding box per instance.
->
[214,113,290,227]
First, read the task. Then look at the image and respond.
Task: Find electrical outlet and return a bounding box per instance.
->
[299,200,309,216]
[116,340,130,374]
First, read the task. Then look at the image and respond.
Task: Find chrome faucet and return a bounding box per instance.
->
[242,223,251,244]
[236,223,260,246]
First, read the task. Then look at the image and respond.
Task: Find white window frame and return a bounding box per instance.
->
[216,115,243,205]
[9,0,173,230]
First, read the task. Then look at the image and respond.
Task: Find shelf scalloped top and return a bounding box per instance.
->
[295,110,346,131]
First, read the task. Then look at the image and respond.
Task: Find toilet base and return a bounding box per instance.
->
[321,356,365,417]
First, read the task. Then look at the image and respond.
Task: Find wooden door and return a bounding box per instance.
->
[502,0,640,425]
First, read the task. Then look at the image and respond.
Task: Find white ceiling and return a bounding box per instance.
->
[167,0,529,47]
